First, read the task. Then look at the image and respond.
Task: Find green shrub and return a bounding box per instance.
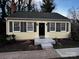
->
[0,35,7,44]
[71,23,79,41]
[6,34,16,43]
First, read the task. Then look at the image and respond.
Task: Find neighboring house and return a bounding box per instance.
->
[6,12,71,40]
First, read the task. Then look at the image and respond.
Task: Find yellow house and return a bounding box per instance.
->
[6,12,71,40]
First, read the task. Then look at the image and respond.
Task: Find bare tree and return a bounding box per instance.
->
[16,0,36,12]
[67,7,79,22]
[27,0,32,12]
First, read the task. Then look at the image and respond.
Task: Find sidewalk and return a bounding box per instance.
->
[56,47,79,57]
[0,48,60,59]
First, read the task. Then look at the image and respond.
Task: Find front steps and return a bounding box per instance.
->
[41,43,53,49]
[34,38,56,49]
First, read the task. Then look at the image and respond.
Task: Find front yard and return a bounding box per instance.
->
[53,39,79,49]
[0,38,79,52]
[0,40,42,52]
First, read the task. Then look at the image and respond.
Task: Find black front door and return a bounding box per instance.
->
[39,23,45,36]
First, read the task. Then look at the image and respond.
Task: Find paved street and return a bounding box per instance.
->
[0,48,60,59]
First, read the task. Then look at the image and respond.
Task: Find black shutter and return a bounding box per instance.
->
[9,22,12,32]
[34,22,37,32]
[67,23,69,32]
[21,22,26,32]
[56,23,61,32]
[47,23,50,32]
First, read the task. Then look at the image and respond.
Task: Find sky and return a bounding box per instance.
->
[35,0,79,17]
[0,0,79,17]
[54,0,79,16]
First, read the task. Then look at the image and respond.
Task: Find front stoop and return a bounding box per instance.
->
[41,43,53,49]
[34,38,56,49]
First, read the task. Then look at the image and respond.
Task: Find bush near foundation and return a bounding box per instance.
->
[71,23,79,41]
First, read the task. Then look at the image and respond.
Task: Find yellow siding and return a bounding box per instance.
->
[7,32,37,40]
[46,32,70,38]
[6,18,71,40]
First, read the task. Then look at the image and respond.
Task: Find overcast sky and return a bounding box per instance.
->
[0,0,79,17]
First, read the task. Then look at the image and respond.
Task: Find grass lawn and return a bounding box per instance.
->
[0,40,42,52]
[53,39,79,49]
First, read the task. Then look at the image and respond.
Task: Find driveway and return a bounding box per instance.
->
[56,47,79,57]
[0,48,60,59]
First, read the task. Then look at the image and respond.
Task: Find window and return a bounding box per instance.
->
[56,23,61,32]
[14,22,20,31]
[13,22,34,32]
[61,23,65,31]
[27,22,34,31]
[9,22,12,32]
[21,22,26,32]
[50,23,55,31]
[56,23,66,32]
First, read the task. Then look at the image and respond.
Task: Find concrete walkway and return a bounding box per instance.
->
[56,47,79,57]
[0,48,60,59]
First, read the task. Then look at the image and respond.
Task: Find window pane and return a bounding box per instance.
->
[9,22,12,32]
[56,23,61,32]
[14,22,20,31]
[50,23,55,31]
[67,23,69,32]
[21,22,26,32]
[28,22,33,31]
[61,23,65,31]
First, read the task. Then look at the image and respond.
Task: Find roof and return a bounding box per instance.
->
[7,12,69,21]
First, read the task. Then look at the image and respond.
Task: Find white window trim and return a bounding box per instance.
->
[27,22,34,32]
[12,22,34,32]
[60,23,66,32]
[13,22,21,32]
[55,22,67,32]
[49,22,55,32]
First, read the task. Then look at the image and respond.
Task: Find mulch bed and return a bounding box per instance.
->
[53,39,79,49]
[0,40,42,52]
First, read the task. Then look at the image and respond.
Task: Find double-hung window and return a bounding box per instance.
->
[10,22,34,32]
[27,22,34,32]
[50,23,55,31]
[56,23,65,32]
[61,23,65,31]
[14,22,20,31]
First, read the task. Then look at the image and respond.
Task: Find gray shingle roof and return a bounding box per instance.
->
[8,12,69,21]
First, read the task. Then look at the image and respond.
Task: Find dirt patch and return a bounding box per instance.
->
[0,40,42,52]
[53,39,79,49]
